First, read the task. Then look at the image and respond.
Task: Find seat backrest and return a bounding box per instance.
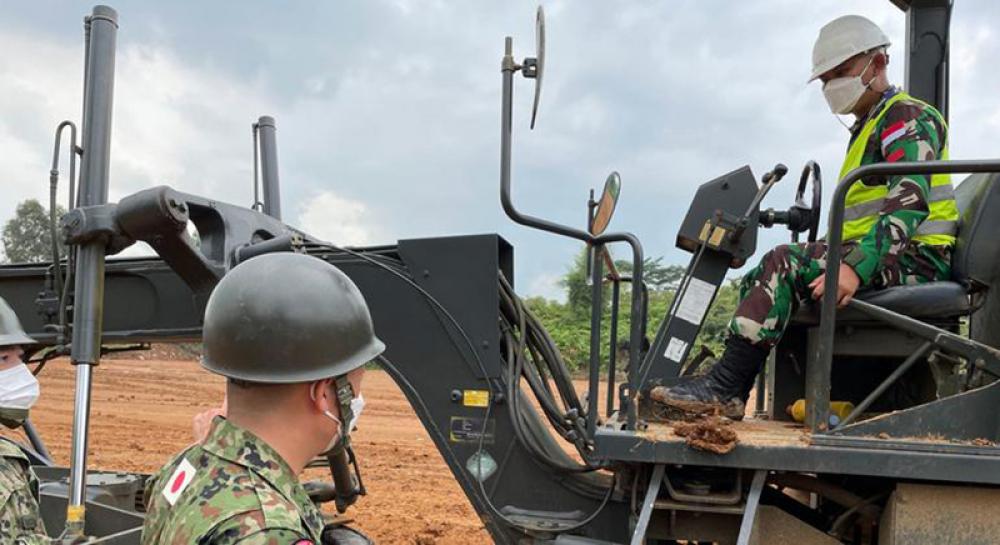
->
[953,172,1000,288]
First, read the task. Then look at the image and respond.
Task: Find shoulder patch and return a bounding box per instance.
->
[161,457,196,506]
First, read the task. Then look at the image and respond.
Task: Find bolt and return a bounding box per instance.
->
[450,390,462,402]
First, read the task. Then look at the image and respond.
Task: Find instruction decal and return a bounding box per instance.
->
[675,277,716,326]
[664,337,688,363]
[450,416,495,444]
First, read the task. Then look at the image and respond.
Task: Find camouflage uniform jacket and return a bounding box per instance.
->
[0,437,49,544]
[141,417,324,545]
[841,86,952,288]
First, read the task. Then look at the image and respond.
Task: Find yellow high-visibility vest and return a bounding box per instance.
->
[838,91,958,246]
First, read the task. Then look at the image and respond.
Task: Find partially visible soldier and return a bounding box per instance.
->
[0,297,49,544]
[141,253,384,545]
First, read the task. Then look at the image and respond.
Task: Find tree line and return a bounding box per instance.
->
[524,249,739,372]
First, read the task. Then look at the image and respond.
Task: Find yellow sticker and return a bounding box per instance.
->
[709,226,727,247]
[698,220,712,242]
[463,390,490,408]
[66,504,86,523]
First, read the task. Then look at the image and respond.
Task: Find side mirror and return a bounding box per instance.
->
[590,172,622,236]
[524,6,545,129]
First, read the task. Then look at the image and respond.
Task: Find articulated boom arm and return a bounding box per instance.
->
[61,185,306,310]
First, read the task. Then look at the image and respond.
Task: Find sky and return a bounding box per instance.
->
[1,1,997,301]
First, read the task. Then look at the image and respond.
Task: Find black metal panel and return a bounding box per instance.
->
[830,379,1000,441]
[642,251,731,386]
[900,0,952,120]
[675,166,759,266]
[640,166,760,389]
[396,234,510,379]
[0,258,202,345]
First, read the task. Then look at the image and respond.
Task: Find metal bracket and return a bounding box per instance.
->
[60,204,133,254]
[630,464,665,545]
[736,470,767,545]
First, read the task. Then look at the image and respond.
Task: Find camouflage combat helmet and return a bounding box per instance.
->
[0,297,36,348]
[201,252,385,383]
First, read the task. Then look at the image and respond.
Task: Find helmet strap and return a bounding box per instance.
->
[334,375,356,450]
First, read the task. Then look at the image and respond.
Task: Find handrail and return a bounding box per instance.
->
[808,158,1000,431]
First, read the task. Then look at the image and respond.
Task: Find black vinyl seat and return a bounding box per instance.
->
[793,172,1000,325]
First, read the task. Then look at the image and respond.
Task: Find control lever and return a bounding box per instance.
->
[730,163,787,241]
[743,163,788,219]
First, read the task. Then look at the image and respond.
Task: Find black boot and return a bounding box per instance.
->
[652,336,769,420]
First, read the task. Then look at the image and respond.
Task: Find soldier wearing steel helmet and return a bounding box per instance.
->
[141,253,384,545]
[657,15,957,418]
[0,297,49,544]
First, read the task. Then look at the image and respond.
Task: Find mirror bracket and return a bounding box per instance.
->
[522,57,538,78]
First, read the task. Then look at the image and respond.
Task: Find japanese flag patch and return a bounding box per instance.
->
[162,458,196,506]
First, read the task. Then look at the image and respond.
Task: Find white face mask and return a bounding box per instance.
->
[346,394,365,433]
[311,383,364,454]
[0,363,40,411]
[822,55,876,115]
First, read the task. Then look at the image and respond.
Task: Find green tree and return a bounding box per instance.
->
[614,257,686,290]
[2,199,66,264]
[560,247,614,313]
[526,251,741,371]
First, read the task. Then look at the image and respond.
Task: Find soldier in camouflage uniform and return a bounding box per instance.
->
[656,15,958,418]
[0,438,48,544]
[0,297,49,544]
[141,253,385,545]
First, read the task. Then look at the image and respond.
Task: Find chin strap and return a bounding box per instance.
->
[334,375,355,450]
[327,375,366,514]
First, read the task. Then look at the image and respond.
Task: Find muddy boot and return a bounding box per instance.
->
[651,337,769,420]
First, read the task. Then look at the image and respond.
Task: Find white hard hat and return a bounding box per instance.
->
[808,15,890,83]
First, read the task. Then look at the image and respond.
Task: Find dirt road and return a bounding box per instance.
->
[21,356,491,545]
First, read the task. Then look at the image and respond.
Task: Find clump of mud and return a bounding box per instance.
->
[672,416,739,454]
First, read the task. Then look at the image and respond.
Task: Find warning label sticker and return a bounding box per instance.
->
[462,390,490,408]
[449,417,495,444]
[664,337,688,363]
[675,277,716,326]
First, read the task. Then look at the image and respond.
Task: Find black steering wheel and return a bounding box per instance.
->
[792,161,822,243]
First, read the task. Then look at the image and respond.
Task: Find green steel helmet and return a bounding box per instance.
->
[201,252,385,383]
[0,297,36,348]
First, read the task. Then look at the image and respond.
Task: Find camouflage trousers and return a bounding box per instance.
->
[729,241,951,350]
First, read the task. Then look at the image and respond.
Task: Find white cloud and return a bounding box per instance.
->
[1,1,997,296]
[297,190,381,246]
[0,24,277,238]
[526,271,565,302]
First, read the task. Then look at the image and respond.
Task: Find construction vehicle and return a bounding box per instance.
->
[3,1,1000,543]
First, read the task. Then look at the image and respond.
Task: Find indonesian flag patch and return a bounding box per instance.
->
[880,120,908,153]
[162,458,196,506]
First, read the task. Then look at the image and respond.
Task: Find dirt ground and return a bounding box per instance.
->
[15,355,492,545]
